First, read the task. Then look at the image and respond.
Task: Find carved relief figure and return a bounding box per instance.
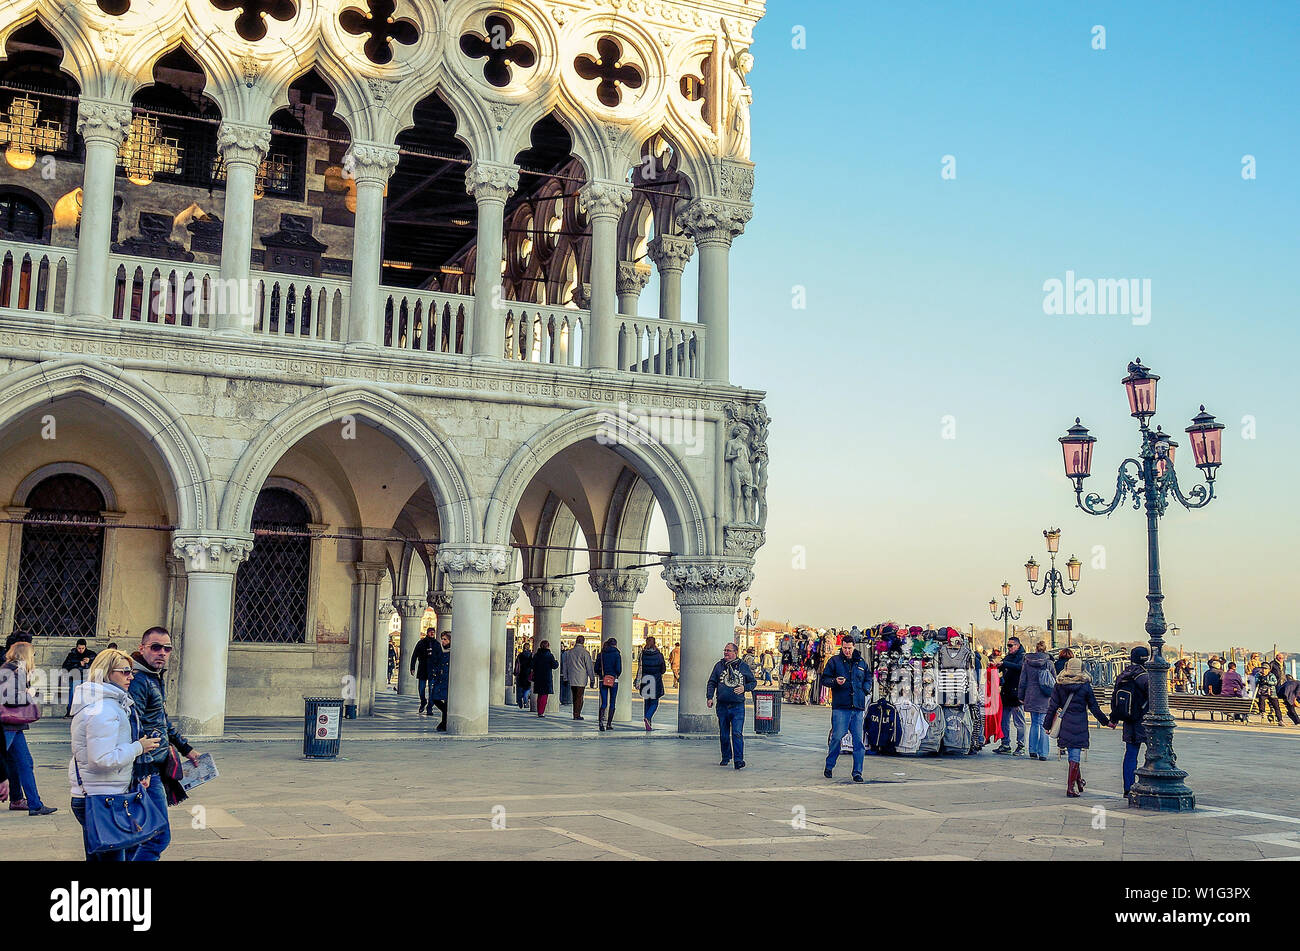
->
[726,422,757,525]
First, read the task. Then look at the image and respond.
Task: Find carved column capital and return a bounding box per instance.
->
[492,584,522,615]
[76,99,134,148]
[217,121,272,168]
[676,199,753,247]
[571,282,592,310]
[392,596,428,619]
[646,233,695,273]
[351,561,387,586]
[588,569,648,606]
[429,590,454,614]
[660,557,753,609]
[170,533,255,575]
[579,180,633,220]
[616,261,653,297]
[522,578,575,610]
[435,544,511,586]
[345,143,401,184]
[465,161,521,203]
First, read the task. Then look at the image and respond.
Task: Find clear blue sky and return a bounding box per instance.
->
[566,2,1299,655]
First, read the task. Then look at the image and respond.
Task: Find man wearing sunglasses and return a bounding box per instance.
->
[128,626,200,861]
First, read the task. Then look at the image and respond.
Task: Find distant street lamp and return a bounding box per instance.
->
[989,581,1023,653]
[1025,529,1081,649]
[1057,357,1224,812]
[736,596,759,651]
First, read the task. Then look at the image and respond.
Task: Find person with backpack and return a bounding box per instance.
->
[1017,640,1055,760]
[1108,646,1151,797]
[821,633,870,782]
[706,642,757,769]
[637,637,667,731]
[995,637,1026,755]
[1043,656,1114,797]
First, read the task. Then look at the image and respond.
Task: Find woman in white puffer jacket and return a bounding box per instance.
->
[67,649,160,861]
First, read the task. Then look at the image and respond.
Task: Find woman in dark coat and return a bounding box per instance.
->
[638,637,667,732]
[595,638,622,732]
[428,633,450,731]
[514,647,533,709]
[1044,656,1114,798]
[532,641,558,717]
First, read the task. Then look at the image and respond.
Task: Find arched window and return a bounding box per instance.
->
[13,474,106,638]
[232,487,310,643]
[0,192,45,241]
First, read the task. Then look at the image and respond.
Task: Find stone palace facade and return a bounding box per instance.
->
[0,0,769,736]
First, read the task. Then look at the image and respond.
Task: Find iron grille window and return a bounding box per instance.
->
[232,488,310,644]
[0,193,43,240]
[13,474,105,638]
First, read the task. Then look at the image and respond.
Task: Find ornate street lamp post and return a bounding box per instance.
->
[1025,530,1082,649]
[736,596,759,651]
[1058,357,1224,812]
[989,581,1022,653]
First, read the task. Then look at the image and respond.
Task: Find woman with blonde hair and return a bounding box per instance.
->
[68,648,161,860]
[1,640,56,815]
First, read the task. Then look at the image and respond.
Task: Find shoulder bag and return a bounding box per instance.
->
[73,758,168,854]
[1048,693,1074,739]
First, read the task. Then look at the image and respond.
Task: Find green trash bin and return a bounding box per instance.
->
[304,697,344,758]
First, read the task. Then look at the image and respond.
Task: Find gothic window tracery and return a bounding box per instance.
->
[460,13,536,87]
[340,0,418,66]
[210,0,297,43]
[574,37,643,108]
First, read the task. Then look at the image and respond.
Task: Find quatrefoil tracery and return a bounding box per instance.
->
[459,14,537,87]
[340,0,419,66]
[574,36,643,108]
[210,0,297,43]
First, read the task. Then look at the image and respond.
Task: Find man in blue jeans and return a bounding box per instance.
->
[821,633,871,782]
[707,642,757,769]
[128,627,200,861]
[1109,646,1151,798]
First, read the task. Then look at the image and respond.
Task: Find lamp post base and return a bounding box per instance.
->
[1128,771,1196,812]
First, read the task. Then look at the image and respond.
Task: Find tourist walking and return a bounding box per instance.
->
[638,637,667,732]
[1,640,56,816]
[760,650,776,685]
[1043,656,1113,797]
[410,628,438,716]
[995,636,1026,755]
[984,648,1004,747]
[1018,640,1055,760]
[1054,647,1073,675]
[532,640,558,717]
[706,642,756,770]
[669,643,681,688]
[821,633,870,782]
[514,646,534,709]
[1109,646,1151,797]
[428,632,450,730]
[562,635,596,720]
[596,638,622,731]
[61,638,97,718]
[128,627,200,860]
[68,649,163,860]
[1278,676,1300,726]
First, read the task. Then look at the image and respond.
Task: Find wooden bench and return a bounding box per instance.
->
[1167,693,1255,722]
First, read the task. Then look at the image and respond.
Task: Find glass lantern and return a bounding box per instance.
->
[1122,358,1159,421]
[1059,419,1096,481]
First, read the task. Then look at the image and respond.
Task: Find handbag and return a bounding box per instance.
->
[1048,693,1074,739]
[0,702,40,727]
[601,674,616,688]
[73,759,168,854]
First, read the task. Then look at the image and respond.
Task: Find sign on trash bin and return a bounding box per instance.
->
[304,697,344,758]
[317,708,339,740]
[756,694,774,719]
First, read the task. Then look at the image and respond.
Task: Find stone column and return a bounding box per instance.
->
[465,161,520,358]
[588,569,648,725]
[661,558,753,734]
[350,562,386,715]
[431,590,453,637]
[646,234,694,324]
[70,99,133,322]
[376,601,395,695]
[393,596,428,698]
[677,200,753,383]
[214,121,271,333]
[616,261,652,316]
[171,534,255,737]
[344,143,400,348]
[436,545,511,735]
[578,182,632,370]
[523,579,574,711]
[491,584,520,706]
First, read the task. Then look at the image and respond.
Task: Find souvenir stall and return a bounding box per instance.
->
[857,624,984,757]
